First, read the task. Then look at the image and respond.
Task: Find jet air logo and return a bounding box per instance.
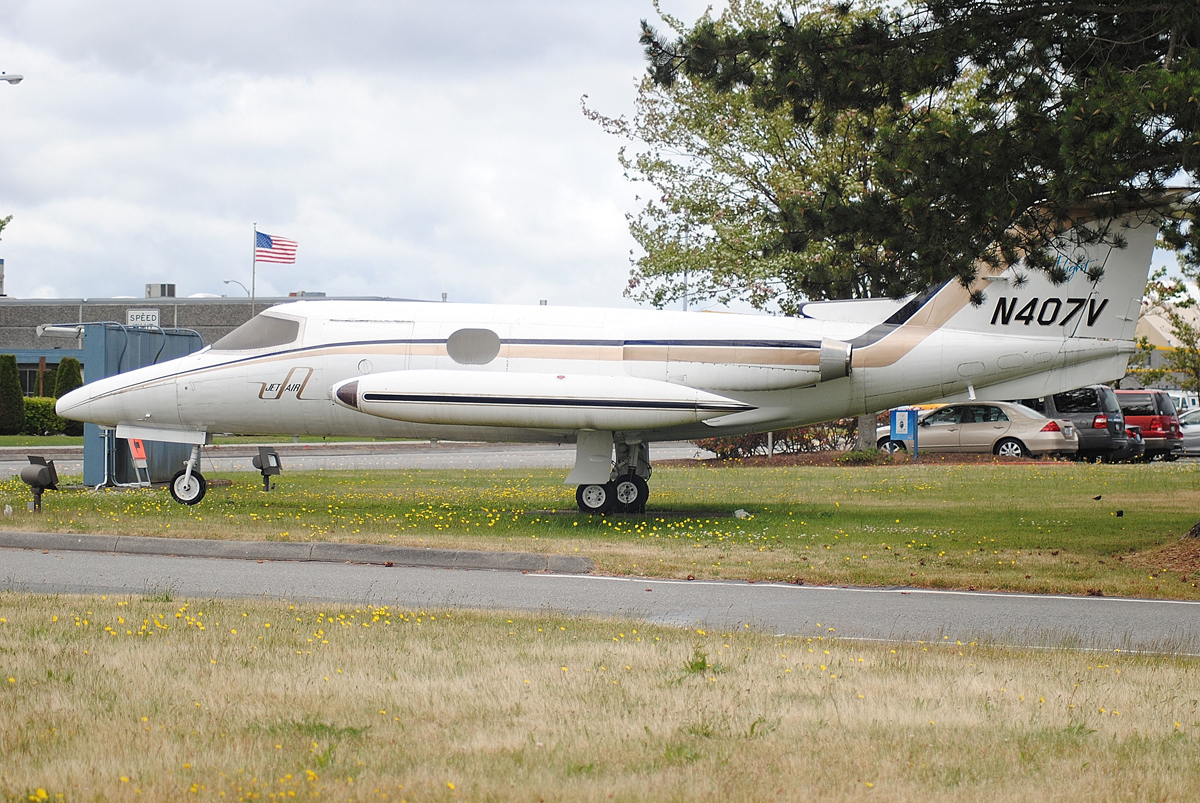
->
[256,366,316,399]
[990,297,1108,327]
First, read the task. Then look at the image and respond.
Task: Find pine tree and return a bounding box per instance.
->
[0,354,26,436]
[640,0,1200,298]
[54,357,85,436]
[53,358,83,398]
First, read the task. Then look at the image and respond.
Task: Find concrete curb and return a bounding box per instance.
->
[0,531,594,574]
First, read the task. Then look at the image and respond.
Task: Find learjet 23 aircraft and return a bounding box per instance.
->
[56,193,1191,513]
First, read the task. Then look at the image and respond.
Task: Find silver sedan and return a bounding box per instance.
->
[877,401,1079,458]
[1179,409,1200,456]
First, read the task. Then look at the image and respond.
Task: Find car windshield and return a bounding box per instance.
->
[1006,403,1047,419]
[211,314,301,351]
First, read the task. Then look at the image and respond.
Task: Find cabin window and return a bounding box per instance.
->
[211,314,301,351]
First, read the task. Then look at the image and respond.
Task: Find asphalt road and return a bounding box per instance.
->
[4,546,1198,655]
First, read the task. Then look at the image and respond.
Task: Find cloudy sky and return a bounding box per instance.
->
[0,0,714,306]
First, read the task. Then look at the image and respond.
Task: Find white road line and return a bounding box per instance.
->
[530,573,1200,606]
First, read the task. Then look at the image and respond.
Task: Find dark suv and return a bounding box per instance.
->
[1114,389,1183,461]
[1011,385,1128,462]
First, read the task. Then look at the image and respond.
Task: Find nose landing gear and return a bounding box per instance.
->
[169,445,207,505]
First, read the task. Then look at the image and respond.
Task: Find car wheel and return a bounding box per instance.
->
[878,438,906,454]
[994,438,1029,459]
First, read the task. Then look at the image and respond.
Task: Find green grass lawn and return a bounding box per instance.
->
[0,435,83,447]
[3,461,1198,599]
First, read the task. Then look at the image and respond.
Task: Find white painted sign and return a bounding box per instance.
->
[126,309,161,328]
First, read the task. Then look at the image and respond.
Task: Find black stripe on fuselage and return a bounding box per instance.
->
[361,392,751,412]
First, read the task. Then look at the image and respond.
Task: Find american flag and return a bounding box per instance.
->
[254,231,298,264]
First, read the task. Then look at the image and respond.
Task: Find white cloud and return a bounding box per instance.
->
[0,1,714,307]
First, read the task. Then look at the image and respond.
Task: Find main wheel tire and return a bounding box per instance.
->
[994,438,1029,459]
[576,482,616,515]
[878,438,906,454]
[170,469,207,505]
[613,474,649,514]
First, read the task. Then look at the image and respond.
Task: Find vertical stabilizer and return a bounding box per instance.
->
[951,211,1161,342]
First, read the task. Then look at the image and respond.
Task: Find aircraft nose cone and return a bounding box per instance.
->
[55,385,93,421]
[335,380,359,409]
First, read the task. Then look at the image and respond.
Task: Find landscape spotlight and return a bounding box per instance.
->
[19,456,58,511]
[251,447,282,492]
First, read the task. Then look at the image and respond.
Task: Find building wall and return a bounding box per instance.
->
[0,297,265,350]
[0,295,396,394]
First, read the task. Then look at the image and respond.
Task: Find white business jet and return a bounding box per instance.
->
[56,194,1188,512]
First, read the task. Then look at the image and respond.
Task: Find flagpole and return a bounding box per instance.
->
[251,223,257,314]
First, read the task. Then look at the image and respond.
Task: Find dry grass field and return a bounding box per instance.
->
[1,594,1198,802]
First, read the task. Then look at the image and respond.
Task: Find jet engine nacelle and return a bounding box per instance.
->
[628,337,853,391]
[333,370,754,431]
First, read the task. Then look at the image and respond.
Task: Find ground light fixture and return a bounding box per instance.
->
[19,456,58,511]
[252,447,282,492]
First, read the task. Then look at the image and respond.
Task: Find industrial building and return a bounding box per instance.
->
[0,283,385,394]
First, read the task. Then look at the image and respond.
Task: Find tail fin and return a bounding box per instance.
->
[951,211,1161,342]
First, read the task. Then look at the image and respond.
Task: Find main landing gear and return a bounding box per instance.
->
[169,445,207,505]
[575,441,651,515]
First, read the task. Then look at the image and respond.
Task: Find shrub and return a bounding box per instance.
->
[0,354,25,435]
[837,448,893,466]
[694,417,860,459]
[20,397,67,436]
[36,366,57,397]
[693,432,768,459]
[773,419,857,453]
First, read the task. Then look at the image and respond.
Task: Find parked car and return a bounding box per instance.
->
[1010,385,1128,462]
[877,401,1078,458]
[1113,389,1183,461]
[1116,425,1146,463]
[1179,409,1200,457]
[1166,390,1199,415]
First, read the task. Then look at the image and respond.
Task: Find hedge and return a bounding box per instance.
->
[21,397,69,436]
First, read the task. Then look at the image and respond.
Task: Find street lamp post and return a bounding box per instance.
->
[0,73,23,85]
[223,279,250,297]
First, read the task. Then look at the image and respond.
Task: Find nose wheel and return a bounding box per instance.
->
[169,444,207,505]
[169,469,207,505]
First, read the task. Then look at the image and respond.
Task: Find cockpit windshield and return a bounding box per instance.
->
[211,314,301,351]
